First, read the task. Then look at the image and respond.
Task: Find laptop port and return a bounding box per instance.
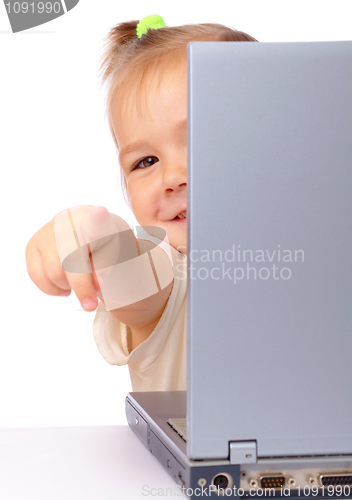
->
[319,473,352,487]
[260,474,285,489]
[211,473,233,493]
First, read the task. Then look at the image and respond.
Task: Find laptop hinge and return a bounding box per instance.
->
[229,441,257,465]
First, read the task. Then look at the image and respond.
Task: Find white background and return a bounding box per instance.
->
[0,1,351,428]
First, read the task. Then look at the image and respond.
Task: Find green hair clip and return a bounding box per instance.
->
[136,14,166,38]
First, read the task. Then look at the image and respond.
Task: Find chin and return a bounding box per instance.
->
[169,238,187,254]
[155,221,187,254]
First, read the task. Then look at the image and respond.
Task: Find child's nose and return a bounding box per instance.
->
[161,160,187,193]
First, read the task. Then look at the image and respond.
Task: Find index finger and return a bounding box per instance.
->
[64,269,99,311]
[53,208,101,310]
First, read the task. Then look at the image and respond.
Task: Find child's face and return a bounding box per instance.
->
[112,65,187,254]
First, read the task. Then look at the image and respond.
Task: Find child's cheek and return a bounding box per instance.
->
[129,192,146,223]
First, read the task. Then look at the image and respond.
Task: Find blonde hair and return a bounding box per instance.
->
[99,20,258,204]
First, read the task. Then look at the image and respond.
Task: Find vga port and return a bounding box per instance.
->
[260,475,285,489]
[319,473,352,487]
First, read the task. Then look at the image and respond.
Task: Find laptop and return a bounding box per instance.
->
[126,41,352,498]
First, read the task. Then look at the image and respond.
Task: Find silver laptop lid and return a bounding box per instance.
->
[187,41,352,460]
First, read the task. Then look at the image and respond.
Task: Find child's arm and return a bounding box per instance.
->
[26,206,174,350]
[102,238,174,351]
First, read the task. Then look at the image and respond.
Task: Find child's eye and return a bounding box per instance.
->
[132,156,159,171]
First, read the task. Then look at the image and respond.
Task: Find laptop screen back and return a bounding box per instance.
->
[187,41,352,460]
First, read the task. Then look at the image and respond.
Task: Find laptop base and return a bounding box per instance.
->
[126,391,352,499]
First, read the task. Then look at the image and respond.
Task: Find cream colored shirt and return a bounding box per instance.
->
[93,242,187,392]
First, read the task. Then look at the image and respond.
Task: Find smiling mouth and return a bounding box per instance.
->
[173,210,187,220]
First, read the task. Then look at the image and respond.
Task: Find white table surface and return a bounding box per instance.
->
[0,425,181,500]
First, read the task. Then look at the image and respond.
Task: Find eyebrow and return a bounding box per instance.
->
[119,140,151,167]
[118,118,187,167]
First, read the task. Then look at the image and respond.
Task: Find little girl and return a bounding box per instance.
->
[25,15,257,392]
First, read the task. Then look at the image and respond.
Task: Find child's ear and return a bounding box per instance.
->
[5,0,80,33]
